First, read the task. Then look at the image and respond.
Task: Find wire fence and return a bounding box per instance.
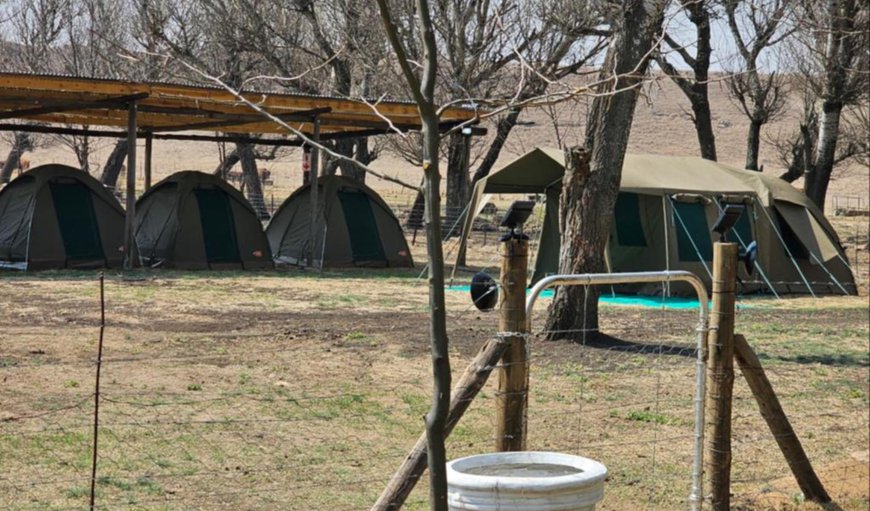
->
[0,264,867,510]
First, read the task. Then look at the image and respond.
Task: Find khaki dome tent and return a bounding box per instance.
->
[0,164,125,270]
[267,175,413,268]
[456,148,856,296]
[135,171,272,269]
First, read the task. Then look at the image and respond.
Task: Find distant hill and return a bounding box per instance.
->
[2,72,866,212]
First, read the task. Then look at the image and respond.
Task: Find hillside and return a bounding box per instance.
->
[2,73,867,212]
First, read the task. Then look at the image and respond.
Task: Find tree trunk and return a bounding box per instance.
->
[100,138,129,189]
[544,148,607,339]
[324,138,369,182]
[691,89,717,161]
[660,0,717,161]
[237,142,269,220]
[445,133,471,237]
[406,187,425,232]
[688,1,716,162]
[354,136,373,182]
[214,149,240,178]
[806,101,843,212]
[745,119,763,171]
[545,0,664,341]
[73,136,91,174]
[0,132,33,183]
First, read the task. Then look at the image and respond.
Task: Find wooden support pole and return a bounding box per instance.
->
[143,134,152,191]
[307,118,321,268]
[123,102,139,269]
[495,235,529,451]
[733,334,831,503]
[371,336,510,510]
[705,242,738,510]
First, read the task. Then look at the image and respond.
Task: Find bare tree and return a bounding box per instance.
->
[655,0,718,160]
[376,0,451,507]
[794,0,868,210]
[60,0,130,175]
[0,0,67,181]
[544,0,668,340]
[227,0,387,182]
[721,0,793,171]
[397,0,607,251]
[139,0,272,217]
[0,132,35,183]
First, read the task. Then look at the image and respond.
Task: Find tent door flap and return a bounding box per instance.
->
[337,190,386,265]
[49,181,105,264]
[194,188,242,265]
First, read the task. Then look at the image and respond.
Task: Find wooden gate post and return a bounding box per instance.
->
[495,235,529,451]
[705,242,738,510]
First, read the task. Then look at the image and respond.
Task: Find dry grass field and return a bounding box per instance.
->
[1,76,868,510]
[0,262,867,510]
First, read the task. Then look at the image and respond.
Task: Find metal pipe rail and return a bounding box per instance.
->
[525,271,710,511]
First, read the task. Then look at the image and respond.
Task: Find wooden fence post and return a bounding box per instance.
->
[733,334,831,503]
[495,235,529,451]
[705,242,738,510]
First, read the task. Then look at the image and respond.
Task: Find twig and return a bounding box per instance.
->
[88,273,106,511]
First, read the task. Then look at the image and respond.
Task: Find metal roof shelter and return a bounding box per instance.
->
[0,72,482,268]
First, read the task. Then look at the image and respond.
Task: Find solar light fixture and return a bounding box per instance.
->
[711,204,745,242]
[470,271,498,312]
[500,200,535,240]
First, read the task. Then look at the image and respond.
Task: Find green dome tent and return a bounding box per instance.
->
[455,148,856,296]
[0,164,125,270]
[267,175,413,268]
[135,171,272,270]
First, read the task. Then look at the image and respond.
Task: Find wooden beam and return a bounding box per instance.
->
[0,123,302,146]
[144,134,153,191]
[733,335,831,503]
[147,106,333,133]
[307,118,321,268]
[0,120,486,146]
[0,93,150,120]
[0,73,479,126]
[123,102,139,269]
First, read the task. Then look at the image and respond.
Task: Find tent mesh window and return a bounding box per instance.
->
[774,210,810,260]
[672,201,712,262]
[724,203,754,246]
[614,192,647,247]
[49,180,105,263]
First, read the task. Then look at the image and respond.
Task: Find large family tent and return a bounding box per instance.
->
[0,164,125,270]
[267,175,413,268]
[456,148,856,296]
[135,171,272,269]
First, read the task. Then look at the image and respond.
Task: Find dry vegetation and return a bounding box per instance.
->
[0,253,867,510]
[0,71,867,510]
